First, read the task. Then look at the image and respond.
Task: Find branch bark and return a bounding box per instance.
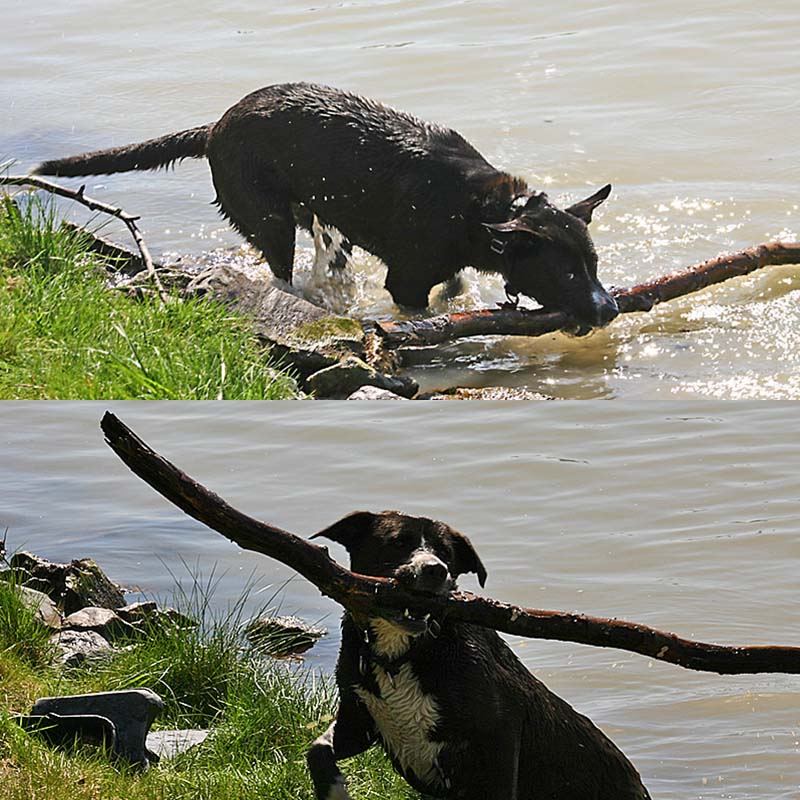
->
[375,241,800,347]
[101,411,800,675]
[1,175,168,305]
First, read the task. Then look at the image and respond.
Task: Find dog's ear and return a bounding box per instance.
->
[310,511,377,552]
[482,193,551,238]
[565,183,612,224]
[447,528,488,588]
[483,217,537,237]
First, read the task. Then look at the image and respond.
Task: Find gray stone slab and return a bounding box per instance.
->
[347,386,408,400]
[63,606,135,641]
[146,729,210,760]
[50,629,113,666]
[306,355,418,399]
[16,585,62,628]
[31,689,164,767]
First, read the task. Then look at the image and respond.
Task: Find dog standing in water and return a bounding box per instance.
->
[36,82,618,327]
[306,510,651,800]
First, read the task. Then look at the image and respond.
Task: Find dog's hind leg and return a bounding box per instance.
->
[209,162,297,282]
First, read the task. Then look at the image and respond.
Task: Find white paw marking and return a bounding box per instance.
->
[312,215,350,276]
[324,775,353,800]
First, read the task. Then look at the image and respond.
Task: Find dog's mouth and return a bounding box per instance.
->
[561,319,594,337]
[382,607,434,635]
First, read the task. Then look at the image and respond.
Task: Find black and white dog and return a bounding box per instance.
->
[35,82,618,328]
[307,510,651,800]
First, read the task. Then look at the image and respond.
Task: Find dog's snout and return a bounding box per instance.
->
[397,552,451,593]
[420,560,448,584]
[591,289,619,328]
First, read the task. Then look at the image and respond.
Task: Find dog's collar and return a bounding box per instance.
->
[353,617,441,680]
[485,229,522,305]
[489,236,506,256]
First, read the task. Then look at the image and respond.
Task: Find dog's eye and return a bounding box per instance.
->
[566,272,575,281]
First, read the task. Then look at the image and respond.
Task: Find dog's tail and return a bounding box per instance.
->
[33,124,212,177]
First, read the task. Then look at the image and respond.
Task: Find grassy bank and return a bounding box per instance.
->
[0,195,302,399]
[0,575,419,800]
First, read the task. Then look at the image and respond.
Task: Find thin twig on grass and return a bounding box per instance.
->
[0,175,168,305]
[101,411,800,675]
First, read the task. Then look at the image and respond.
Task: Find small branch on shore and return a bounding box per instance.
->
[375,241,800,348]
[0,175,168,305]
[101,411,800,675]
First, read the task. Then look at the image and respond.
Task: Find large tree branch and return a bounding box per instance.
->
[375,241,800,347]
[101,411,800,675]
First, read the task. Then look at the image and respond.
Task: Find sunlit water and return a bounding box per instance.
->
[2,402,799,798]
[3,1,799,397]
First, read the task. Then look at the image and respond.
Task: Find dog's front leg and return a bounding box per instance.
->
[307,697,377,800]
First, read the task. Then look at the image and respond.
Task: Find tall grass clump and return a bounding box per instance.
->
[0,195,302,399]
[0,566,420,799]
[0,571,54,669]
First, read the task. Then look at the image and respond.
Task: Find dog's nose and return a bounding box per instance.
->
[419,561,448,585]
[591,290,619,328]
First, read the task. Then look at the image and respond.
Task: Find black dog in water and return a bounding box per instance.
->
[35,82,618,327]
[307,511,651,800]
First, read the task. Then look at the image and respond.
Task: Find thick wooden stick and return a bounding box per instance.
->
[375,241,800,347]
[1,175,168,305]
[101,411,800,674]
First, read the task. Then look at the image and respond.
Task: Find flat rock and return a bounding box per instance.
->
[185,265,378,380]
[307,355,418,399]
[347,386,408,400]
[146,729,210,760]
[63,606,134,641]
[31,689,164,768]
[9,552,125,614]
[420,387,551,400]
[116,601,197,631]
[245,615,327,657]
[50,629,113,666]
[16,585,62,628]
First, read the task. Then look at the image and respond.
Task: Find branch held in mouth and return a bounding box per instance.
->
[374,241,800,347]
[101,411,800,675]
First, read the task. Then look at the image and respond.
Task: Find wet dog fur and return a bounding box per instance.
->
[35,82,619,327]
[306,510,651,800]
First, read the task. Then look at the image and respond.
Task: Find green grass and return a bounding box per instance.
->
[0,195,302,399]
[0,574,422,800]
[0,571,55,670]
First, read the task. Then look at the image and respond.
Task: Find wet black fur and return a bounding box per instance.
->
[35,82,618,323]
[308,510,651,800]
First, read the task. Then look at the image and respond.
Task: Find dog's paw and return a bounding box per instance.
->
[325,775,353,800]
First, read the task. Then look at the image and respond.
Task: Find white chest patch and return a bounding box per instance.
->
[355,621,444,789]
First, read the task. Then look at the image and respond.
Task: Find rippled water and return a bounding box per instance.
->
[2,402,799,798]
[3,1,798,397]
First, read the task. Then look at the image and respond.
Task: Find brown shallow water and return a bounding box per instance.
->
[2,401,799,798]
[3,1,799,397]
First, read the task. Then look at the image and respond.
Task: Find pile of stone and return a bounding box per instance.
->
[3,551,194,666]
[3,549,328,769]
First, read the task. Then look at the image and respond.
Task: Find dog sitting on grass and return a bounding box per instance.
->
[36,82,619,328]
[306,510,651,800]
